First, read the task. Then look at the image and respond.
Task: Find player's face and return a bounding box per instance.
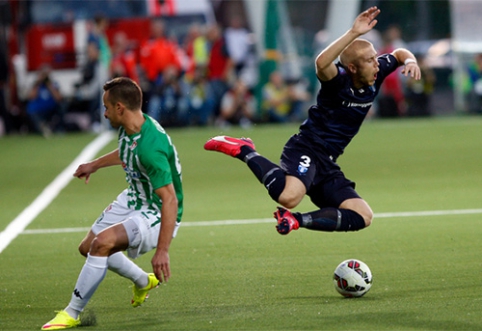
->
[355,46,379,87]
[102,91,121,129]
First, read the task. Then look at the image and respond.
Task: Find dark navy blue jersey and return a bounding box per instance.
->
[299,53,400,159]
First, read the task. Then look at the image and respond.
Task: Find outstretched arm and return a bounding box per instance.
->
[151,183,178,283]
[316,6,381,81]
[73,149,122,184]
[392,48,422,80]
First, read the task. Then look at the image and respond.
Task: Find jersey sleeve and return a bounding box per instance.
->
[376,53,400,80]
[318,64,349,94]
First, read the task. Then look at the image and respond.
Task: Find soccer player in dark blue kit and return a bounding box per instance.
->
[204,7,421,235]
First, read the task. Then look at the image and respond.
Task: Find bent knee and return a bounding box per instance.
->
[360,208,374,228]
[90,236,112,252]
[78,238,94,257]
[78,243,89,257]
[78,231,96,257]
[339,198,373,228]
[278,193,303,210]
[90,236,115,255]
[278,177,306,209]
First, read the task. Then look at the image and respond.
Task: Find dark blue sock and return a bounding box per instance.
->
[236,145,256,161]
[242,151,286,202]
[295,208,366,232]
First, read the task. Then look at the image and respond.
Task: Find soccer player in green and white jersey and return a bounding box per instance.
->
[42,77,183,330]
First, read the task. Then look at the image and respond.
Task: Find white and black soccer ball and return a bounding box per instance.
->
[333,259,373,298]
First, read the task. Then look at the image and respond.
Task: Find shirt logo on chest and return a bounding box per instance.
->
[122,162,141,179]
[342,100,373,108]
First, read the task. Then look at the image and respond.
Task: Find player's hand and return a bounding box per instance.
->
[151,249,170,283]
[401,62,422,80]
[73,163,96,184]
[352,6,381,36]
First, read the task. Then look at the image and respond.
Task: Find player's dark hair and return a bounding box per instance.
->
[103,77,142,111]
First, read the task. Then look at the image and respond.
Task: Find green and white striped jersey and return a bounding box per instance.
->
[118,114,183,223]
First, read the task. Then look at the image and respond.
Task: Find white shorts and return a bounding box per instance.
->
[91,189,180,259]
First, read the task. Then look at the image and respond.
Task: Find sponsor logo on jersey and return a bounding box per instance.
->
[127,170,141,179]
[342,100,373,108]
[122,162,141,179]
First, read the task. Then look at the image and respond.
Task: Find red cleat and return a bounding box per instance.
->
[274,207,300,235]
[204,136,255,157]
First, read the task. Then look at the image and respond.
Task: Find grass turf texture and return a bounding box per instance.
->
[1,116,481,330]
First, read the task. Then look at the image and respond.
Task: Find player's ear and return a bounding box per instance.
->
[116,102,124,115]
[347,63,357,74]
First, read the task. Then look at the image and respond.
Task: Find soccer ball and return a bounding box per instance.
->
[333,259,373,298]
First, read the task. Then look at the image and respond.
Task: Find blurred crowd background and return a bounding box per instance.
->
[1,0,482,137]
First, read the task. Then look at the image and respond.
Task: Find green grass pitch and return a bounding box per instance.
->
[1,116,481,330]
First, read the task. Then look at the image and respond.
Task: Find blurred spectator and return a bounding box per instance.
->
[378,25,406,117]
[182,66,214,126]
[405,55,436,117]
[364,28,383,53]
[465,53,482,113]
[139,19,182,113]
[68,14,112,132]
[206,24,233,119]
[261,71,291,123]
[111,32,139,83]
[217,78,255,129]
[25,65,65,136]
[148,65,186,127]
[287,78,311,121]
[0,44,10,135]
[261,71,310,123]
[224,15,252,78]
[382,24,406,49]
[313,29,330,55]
[183,24,209,79]
[88,14,112,78]
[70,43,103,130]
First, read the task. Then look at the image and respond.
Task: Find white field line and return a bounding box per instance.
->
[0,131,114,253]
[20,208,482,235]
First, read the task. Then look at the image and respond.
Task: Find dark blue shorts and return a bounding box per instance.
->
[279,134,361,209]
